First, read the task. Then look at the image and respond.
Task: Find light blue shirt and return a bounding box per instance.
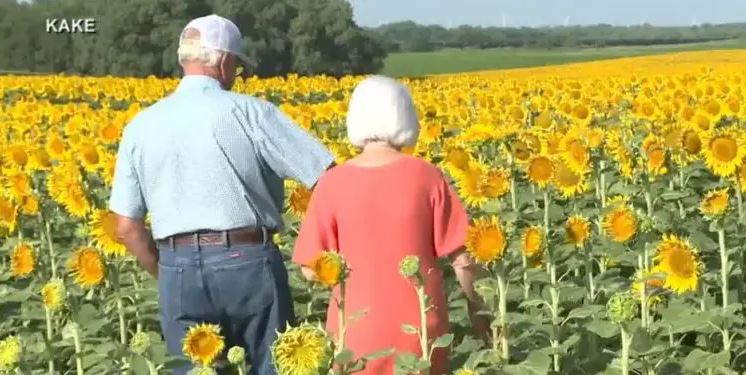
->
[109,75,335,240]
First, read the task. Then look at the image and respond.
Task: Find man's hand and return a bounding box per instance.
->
[115,213,158,278]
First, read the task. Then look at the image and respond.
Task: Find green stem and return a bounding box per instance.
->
[638,253,649,330]
[585,249,595,302]
[44,218,57,279]
[599,160,607,207]
[496,268,509,361]
[117,297,127,346]
[416,284,430,374]
[521,255,530,300]
[718,226,731,353]
[510,174,517,212]
[72,326,84,375]
[550,261,560,373]
[336,281,347,356]
[45,308,55,375]
[146,359,158,375]
[131,274,142,333]
[620,325,631,375]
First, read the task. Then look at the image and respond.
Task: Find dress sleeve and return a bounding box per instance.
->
[431,174,469,258]
[292,174,338,266]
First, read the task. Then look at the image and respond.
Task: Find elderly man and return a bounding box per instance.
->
[109,14,335,374]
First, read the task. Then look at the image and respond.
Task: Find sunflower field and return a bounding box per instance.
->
[2,50,746,374]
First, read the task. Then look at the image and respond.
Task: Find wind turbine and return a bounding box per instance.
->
[501,12,507,27]
[564,16,570,27]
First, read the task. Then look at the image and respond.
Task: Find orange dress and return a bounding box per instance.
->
[292,156,469,375]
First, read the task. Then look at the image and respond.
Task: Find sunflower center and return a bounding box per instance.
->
[683,131,702,154]
[710,136,738,162]
[669,247,695,278]
[529,157,553,182]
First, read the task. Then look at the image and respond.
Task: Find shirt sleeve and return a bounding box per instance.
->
[431,174,469,258]
[257,103,335,189]
[292,175,338,266]
[109,133,147,219]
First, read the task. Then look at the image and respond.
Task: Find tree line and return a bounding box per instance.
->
[0,0,386,78]
[367,21,746,52]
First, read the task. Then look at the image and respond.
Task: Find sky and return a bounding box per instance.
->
[349,0,746,28]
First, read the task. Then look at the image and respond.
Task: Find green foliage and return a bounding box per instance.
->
[0,0,385,77]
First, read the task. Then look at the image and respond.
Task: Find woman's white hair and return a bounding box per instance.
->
[177,28,224,67]
[346,75,420,149]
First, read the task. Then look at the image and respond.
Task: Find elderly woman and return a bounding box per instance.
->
[292,75,488,374]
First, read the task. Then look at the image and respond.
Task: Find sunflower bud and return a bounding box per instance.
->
[0,335,22,372]
[606,292,638,324]
[129,331,151,355]
[41,278,66,312]
[399,255,421,278]
[227,346,245,365]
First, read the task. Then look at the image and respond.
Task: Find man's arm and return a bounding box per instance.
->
[256,102,336,189]
[115,215,158,278]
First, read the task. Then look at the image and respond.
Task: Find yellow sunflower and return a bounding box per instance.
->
[653,234,701,294]
[67,247,106,289]
[10,242,34,278]
[287,184,312,218]
[561,137,591,175]
[41,279,66,312]
[700,188,729,217]
[642,134,668,176]
[89,209,127,257]
[465,216,507,264]
[701,127,746,177]
[182,323,225,367]
[0,335,22,372]
[0,196,17,232]
[566,215,591,247]
[521,225,544,258]
[526,155,554,188]
[602,206,637,243]
[271,323,334,375]
[552,159,588,198]
[308,251,348,287]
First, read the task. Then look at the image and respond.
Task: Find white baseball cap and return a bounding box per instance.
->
[179,14,251,66]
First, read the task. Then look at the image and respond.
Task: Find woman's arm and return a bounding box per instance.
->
[449,248,492,343]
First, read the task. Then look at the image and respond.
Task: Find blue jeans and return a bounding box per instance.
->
[157,240,295,374]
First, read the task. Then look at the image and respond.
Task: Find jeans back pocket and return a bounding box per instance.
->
[207,255,275,318]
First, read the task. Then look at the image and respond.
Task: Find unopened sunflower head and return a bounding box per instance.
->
[227,346,245,365]
[182,323,225,367]
[399,255,421,279]
[41,279,66,312]
[699,188,730,218]
[606,292,638,324]
[271,322,334,375]
[129,331,151,355]
[309,251,348,287]
[0,335,22,372]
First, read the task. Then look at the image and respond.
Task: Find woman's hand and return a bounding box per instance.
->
[300,266,318,282]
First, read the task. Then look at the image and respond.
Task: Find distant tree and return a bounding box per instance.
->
[289,0,384,76]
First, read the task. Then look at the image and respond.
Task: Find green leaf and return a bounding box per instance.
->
[431,333,454,349]
[129,354,150,375]
[659,191,690,201]
[401,324,419,335]
[503,351,551,374]
[584,320,619,338]
[335,349,354,365]
[683,349,731,372]
[361,348,395,361]
[565,305,605,321]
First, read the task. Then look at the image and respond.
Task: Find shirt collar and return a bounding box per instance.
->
[176,75,223,91]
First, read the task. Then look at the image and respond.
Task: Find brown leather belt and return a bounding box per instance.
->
[157,228,274,247]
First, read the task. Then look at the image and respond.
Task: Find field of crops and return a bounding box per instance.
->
[2,50,746,374]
